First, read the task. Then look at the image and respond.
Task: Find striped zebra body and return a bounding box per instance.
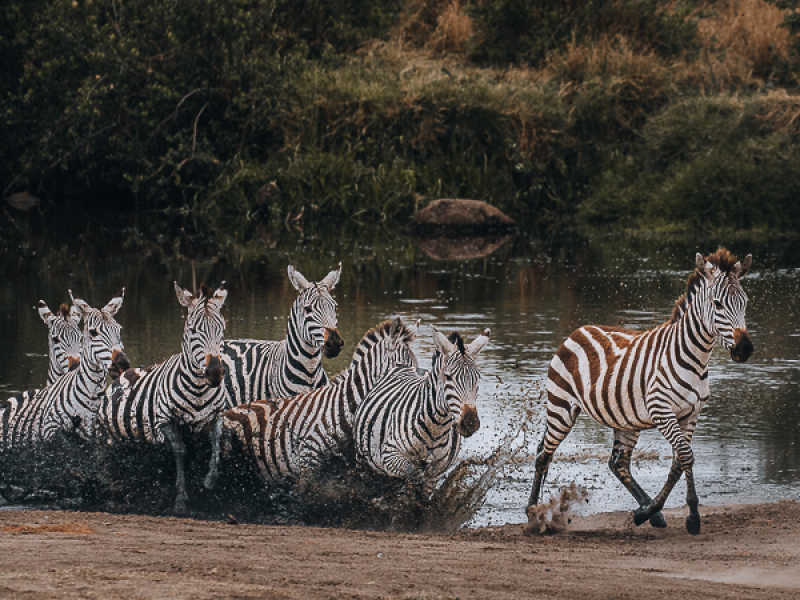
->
[221,264,343,409]
[354,327,490,482]
[0,290,129,451]
[528,249,754,535]
[222,317,417,483]
[99,282,228,513]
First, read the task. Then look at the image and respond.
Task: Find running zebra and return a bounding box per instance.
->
[39,300,83,385]
[220,317,418,483]
[528,249,754,535]
[354,326,490,483]
[99,282,228,513]
[221,264,344,411]
[0,290,129,451]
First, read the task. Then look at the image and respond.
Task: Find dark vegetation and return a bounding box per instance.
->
[3,0,800,245]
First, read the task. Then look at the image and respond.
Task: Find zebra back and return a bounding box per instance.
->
[38,300,83,385]
[354,326,490,481]
[0,290,128,451]
[222,263,344,407]
[100,282,228,444]
[222,316,417,482]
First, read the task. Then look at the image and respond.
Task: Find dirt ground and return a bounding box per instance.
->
[0,501,798,599]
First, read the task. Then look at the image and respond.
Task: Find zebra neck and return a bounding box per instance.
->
[282,337,324,381]
[676,295,717,363]
[74,358,107,397]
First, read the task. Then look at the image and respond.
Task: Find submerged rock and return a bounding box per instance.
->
[413,233,512,261]
[409,199,515,236]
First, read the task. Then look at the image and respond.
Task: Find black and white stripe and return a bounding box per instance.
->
[354,327,490,483]
[1,290,129,451]
[221,317,417,483]
[528,249,754,535]
[39,300,83,385]
[222,264,344,408]
[99,282,228,513]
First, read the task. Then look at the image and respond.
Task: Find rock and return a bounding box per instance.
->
[6,191,41,211]
[409,199,515,236]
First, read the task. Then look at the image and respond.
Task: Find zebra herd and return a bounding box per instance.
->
[1,249,754,536]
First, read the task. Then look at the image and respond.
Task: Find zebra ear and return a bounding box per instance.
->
[432,325,455,356]
[466,328,491,356]
[174,282,194,307]
[696,253,718,279]
[287,265,311,292]
[68,290,92,317]
[320,262,342,290]
[103,288,125,316]
[389,315,404,340]
[735,254,753,278]
[210,282,228,307]
[38,300,54,324]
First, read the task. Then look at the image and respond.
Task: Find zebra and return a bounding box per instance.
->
[220,316,418,484]
[38,300,83,385]
[354,326,490,483]
[0,290,129,451]
[221,264,344,411]
[99,282,228,513]
[527,249,754,535]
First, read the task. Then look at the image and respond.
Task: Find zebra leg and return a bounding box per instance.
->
[646,415,700,533]
[203,416,223,490]
[608,430,667,529]
[527,398,581,513]
[161,422,189,514]
[634,415,699,534]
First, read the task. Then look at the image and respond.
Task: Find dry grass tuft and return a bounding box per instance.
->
[396,0,475,56]
[430,1,474,55]
[523,483,589,535]
[697,0,790,79]
[2,523,96,535]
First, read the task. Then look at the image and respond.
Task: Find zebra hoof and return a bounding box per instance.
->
[633,507,650,527]
[649,512,668,528]
[686,513,701,536]
[203,473,218,491]
[174,497,188,514]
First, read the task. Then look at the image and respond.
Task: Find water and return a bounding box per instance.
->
[1,229,799,528]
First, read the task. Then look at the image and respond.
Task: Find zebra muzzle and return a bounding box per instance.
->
[323,328,344,358]
[67,356,81,371]
[205,355,224,387]
[109,350,130,379]
[457,406,480,437]
[731,329,753,363]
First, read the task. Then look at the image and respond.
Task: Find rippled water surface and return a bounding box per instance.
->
[1,230,798,526]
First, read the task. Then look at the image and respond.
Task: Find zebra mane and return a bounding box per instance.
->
[363,318,416,347]
[447,332,466,355]
[58,303,70,319]
[670,249,740,323]
[198,283,212,301]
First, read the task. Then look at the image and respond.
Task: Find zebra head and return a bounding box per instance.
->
[38,299,83,380]
[175,281,228,387]
[695,250,753,363]
[287,262,344,359]
[69,289,130,377]
[431,326,491,438]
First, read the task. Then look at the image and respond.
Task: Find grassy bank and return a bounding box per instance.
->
[2,0,800,242]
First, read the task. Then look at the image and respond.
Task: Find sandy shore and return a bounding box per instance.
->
[1,500,798,599]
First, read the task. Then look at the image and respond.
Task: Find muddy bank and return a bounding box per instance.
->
[0,501,797,599]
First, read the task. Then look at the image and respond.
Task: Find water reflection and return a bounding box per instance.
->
[1,229,798,526]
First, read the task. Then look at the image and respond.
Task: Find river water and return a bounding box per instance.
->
[1,228,798,527]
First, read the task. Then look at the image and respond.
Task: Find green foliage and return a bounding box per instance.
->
[581,97,800,231]
[468,0,699,66]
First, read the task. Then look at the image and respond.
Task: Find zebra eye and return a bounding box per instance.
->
[303,305,313,314]
[89,328,98,337]
[52,336,60,343]
[713,300,723,309]
[444,371,453,381]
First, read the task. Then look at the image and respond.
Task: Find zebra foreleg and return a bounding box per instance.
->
[161,422,189,514]
[203,417,223,491]
[635,416,700,534]
[608,430,667,529]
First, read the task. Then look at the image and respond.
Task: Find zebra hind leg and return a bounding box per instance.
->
[608,430,666,529]
[203,417,223,491]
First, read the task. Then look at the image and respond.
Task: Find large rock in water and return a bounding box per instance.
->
[409,199,515,236]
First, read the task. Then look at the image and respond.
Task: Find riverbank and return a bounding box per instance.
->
[1,500,797,598]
